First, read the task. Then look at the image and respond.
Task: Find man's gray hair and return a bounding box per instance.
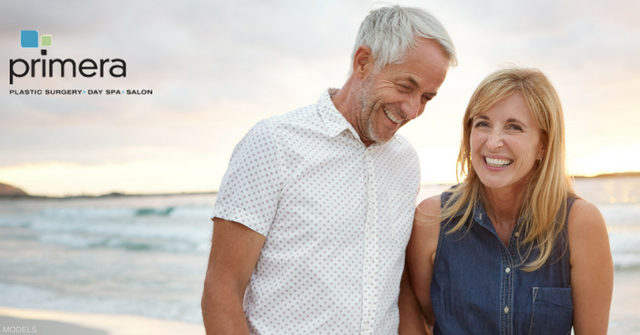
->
[351,5,457,71]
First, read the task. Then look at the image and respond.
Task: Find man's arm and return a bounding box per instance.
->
[202,217,266,335]
[399,195,441,335]
[398,268,429,335]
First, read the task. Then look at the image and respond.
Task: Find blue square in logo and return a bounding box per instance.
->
[21,30,39,48]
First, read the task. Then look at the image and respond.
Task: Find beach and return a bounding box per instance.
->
[0,307,203,335]
[0,177,638,334]
[1,270,637,334]
[610,271,640,333]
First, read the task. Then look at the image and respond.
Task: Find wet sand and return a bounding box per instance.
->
[609,270,640,335]
[0,270,637,335]
[0,307,204,335]
[0,315,107,335]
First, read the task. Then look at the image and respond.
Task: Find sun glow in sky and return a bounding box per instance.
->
[1,0,639,196]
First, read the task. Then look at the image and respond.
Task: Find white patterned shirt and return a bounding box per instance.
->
[212,89,421,335]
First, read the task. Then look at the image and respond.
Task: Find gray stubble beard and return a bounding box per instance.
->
[357,74,392,145]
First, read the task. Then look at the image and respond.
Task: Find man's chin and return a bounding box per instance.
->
[366,123,395,144]
[370,132,394,144]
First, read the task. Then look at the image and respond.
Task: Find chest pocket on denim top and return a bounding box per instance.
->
[528,287,573,335]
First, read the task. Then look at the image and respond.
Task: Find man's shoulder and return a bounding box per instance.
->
[392,133,413,147]
[386,133,419,156]
[243,102,328,144]
[261,103,320,129]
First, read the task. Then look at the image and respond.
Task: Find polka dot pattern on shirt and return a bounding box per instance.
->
[212,89,421,335]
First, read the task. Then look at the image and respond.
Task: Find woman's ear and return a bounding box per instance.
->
[537,142,547,161]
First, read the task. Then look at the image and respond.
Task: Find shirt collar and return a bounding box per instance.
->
[447,194,498,234]
[446,190,526,238]
[316,88,359,139]
[316,88,403,146]
[472,200,495,233]
[472,198,525,236]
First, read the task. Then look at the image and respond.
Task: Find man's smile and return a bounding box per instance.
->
[384,107,401,124]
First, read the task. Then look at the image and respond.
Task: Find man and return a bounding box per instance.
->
[202,5,457,334]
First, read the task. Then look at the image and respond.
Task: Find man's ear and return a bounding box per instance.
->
[352,45,375,79]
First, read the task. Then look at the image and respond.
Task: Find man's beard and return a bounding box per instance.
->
[357,75,392,144]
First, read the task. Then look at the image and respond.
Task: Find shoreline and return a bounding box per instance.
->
[3,172,640,200]
[1,268,638,335]
[0,191,218,200]
[0,307,204,335]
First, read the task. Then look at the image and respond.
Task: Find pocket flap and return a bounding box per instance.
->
[533,287,572,309]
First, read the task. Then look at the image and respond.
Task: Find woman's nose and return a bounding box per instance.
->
[486,130,504,150]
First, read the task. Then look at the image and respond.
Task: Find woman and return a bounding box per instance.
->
[399,68,613,335]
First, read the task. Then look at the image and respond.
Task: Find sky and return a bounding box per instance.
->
[1,0,639,196]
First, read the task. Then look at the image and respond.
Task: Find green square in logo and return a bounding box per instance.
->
[41,35,52,47]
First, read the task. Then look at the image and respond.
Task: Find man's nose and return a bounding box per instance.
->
[400,94,423,120]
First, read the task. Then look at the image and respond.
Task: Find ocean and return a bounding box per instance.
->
[0,177,638,333]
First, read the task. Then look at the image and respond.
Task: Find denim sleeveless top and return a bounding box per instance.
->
[431,191,575,335]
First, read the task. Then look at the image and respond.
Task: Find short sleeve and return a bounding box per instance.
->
[211,120,281,236]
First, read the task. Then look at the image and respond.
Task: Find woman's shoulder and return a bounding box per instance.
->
[412,195,442,263]
[417,194,441,215]
[566,199,613,296]
[567,198,609,254]
[567,198,605,229]
[414,195,442,235]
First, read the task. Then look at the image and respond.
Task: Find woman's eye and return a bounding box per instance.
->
[474,121,489,128]
[507,124,523,131]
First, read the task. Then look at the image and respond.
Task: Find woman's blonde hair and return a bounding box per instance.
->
[442,67,577,271]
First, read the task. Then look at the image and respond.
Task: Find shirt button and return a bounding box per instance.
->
[367,231,373,239]
[504,307,509,314]
[505,267,511,273]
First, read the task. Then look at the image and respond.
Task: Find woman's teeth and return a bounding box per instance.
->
[485,157,513,168]
[384,108,401,124]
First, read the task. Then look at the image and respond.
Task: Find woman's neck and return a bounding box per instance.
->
[483,181,527,230]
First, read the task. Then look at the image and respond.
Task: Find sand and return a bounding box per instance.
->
[0,316,107,335]
[609,270,640,335]
[0,307,204,335]
[0,270,638,335]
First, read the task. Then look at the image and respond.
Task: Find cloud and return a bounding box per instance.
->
[1,0,639,194]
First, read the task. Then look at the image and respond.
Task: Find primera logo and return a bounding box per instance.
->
[9,30,126,85]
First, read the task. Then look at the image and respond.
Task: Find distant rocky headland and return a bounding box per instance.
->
[0,182,29,197]
[0,182,216,199]
[572,171,640,179]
